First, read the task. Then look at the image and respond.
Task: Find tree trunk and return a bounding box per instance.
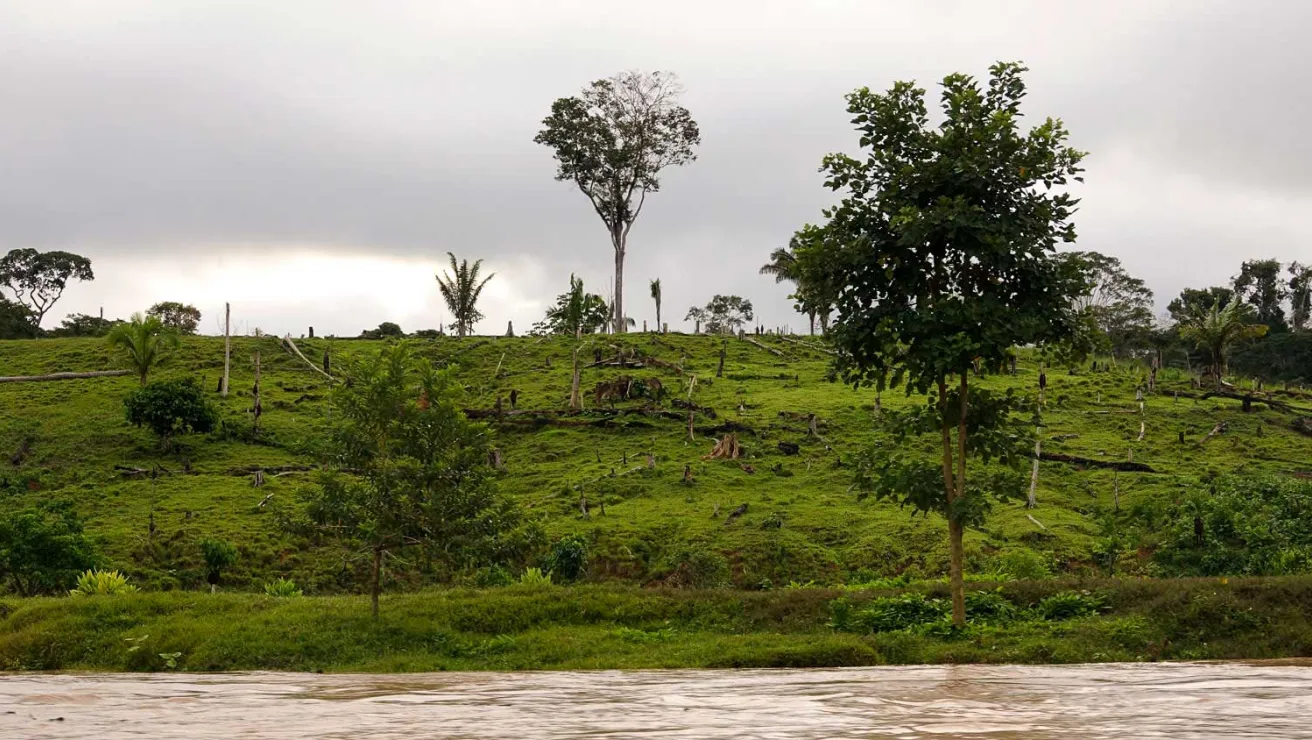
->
[612,234,626,334]
[1027,385,1044,509]
[0,370,133,384]
[370,547,382,620]
[222,302,231,397]
[937,379,966,628]
[656,299,661,334]
[951,373,969,627]
[808,312,815,336]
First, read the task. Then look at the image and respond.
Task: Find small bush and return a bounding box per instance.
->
[473,565,514,587]
[546,535,589,582]
[668,548,730,589]
[851,594,948,632]
[263,578,303,597]
[518,567,552,587]
[1036,591,1106,621]
[199,538,239,590]
[989,549,1053,581]
[965,588,1019,624]
[70,569,139,596]
[123,378,217,449]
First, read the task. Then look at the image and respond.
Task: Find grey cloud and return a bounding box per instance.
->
[1,1,1309,334]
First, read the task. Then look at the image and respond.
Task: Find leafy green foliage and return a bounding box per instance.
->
[685,295,753,335]
[0,297,38,338]
[1063,251,1155,357]
[1177,299,1268,389]
[199,538,239,586]
[263,578,303,597]
[360,321,404,339]
[1035,591,1106,620]
[0,248,94,327]
[70,569,139,596]
[518,567,552,587]
[123,378,217,449]
[435,253,493,337]
[546,535,589,582]
[107,312,180,385]
[49,312,121,338]
[535,71,699,333]
[532,275,610,336]
[1155,476,1312,576]
[1232,258,1288,332]
[146,302,202,335]
[295,342,534,616]
[0,502,98,596]
[666,547,729,588]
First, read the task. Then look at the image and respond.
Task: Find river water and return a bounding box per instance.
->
[3,661,1311,739]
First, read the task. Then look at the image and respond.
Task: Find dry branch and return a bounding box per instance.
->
[280,335,334,382]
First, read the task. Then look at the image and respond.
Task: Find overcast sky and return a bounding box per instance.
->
[2,0,1309,336]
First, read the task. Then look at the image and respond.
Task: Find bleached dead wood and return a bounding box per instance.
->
[0,370,132,383]
[281,334,334,381]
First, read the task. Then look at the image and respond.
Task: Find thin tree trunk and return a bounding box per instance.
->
[612,233,626,334]
[0,370,134,384]
[808,312,815,336]
[936,379,965,628]
[656,299,661,334]
[222,302,231,397]
[370,547,382,620]
[1028,385,1044,509]
[950,373,969,627]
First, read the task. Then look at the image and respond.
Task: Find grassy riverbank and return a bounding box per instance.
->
[4,578,1312,672]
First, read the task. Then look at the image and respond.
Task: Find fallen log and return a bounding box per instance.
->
[280,335,335,382]
[1039,452,1157,473]
[776,335,836,355]
[742,336,784,357]
[0,370,132,384]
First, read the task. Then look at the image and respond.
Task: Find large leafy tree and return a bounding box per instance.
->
[107,312,180,385]
[1289,261,1311,332]
[810,62,1086,626]
[435,253,493,338]
[685,295,754,335]
[532,274,610,337]
[1232,258,1288,332]
[297,343,530,618]
[50,313,121,337]
[124,377,218,451]
[0,297,38,339]
[535,71,700,334]
[147,301,202,335]
[0,501,99,596]
[1178,299,1269,389]
[1062,251,1154,356]
[0,248,94,328]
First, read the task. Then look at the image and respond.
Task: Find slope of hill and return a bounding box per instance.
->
[2,334,1310,594]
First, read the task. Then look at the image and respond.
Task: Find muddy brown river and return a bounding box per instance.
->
[3,662,1311,738]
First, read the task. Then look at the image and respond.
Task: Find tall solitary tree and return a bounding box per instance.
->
[435,253,494,338]
[107,313,180,385]
[685,295,753,335]
[759,244,814,334]
[1062,251,1155,356]
[811,62,1086,626]
[0,249,94,329]
[650,278,662,331]
[535,71,700,334]
[532,274,611,337]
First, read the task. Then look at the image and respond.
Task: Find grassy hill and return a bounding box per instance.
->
[2,333,1310,595]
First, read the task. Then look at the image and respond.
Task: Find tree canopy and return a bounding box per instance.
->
[1062,250,1154,356]
[147,302,202,335]
[686,295,754,335]
[0,248,94,328]
[535,71,699,334]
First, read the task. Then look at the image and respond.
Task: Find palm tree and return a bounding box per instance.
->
[649,278,662,332]
[107,312,179,385]
[760,245,816,334]
[435,253,494,338]
[1178,299,1269,390]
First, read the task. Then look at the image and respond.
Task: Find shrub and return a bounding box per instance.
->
[1036,591,1106,621]
[849,593,948,632]
[0,501,98,596]
[263,578,303,597]
[989,549,1053,581]
[546,535,589,582]
[123,378,217,450]
[70,569,139,596]
[964,588,1020,624]
[518,567,552,587]
[199,538,239,591]
[667,548,730,589]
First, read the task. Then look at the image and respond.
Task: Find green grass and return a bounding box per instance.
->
[1,333,1309,595]
[3,578,1311,671]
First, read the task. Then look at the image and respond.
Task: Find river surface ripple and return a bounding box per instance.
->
[4,661,1312,739]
